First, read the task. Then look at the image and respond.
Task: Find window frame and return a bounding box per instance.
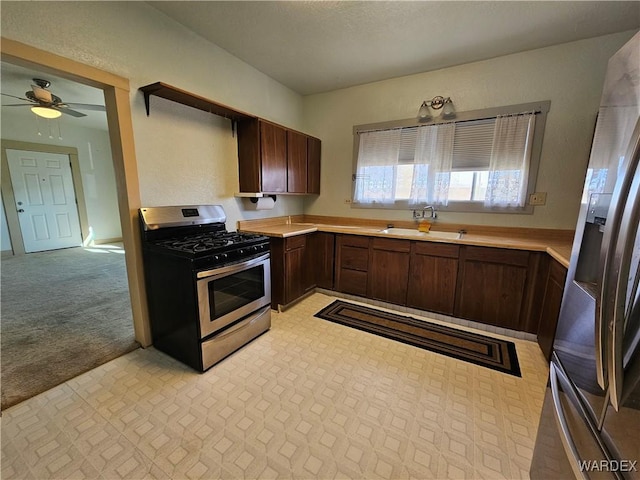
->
[351,100,551,213]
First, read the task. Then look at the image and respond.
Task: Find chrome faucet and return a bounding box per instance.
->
[423,205,437,219]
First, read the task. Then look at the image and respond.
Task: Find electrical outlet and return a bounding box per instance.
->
[529,192,547,206]
[344,199,352,204]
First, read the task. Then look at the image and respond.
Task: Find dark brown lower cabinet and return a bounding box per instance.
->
[368,238,410,305]
[537,258,568,360]
[270,235,314,309]
[406,242,459,315]
[308,232,335,289]
[455,246,531,330]
[335,234,370,296]
[273,231,568,338]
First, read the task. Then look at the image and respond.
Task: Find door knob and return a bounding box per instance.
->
[17,209,24,213]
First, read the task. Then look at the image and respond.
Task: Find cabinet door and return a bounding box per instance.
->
[284,236,307,304]
[407,243,459,315]
[260,121,287,193]
[270,235,308,308]
[368,238,410,305]
[308,232,334,289]
[455,246,530,330]
[307,136,321,194]
[287,130,308,193]
[537,259,567,360]
[285,247,305,303]
[237,119,261,193]
[269,237,286,309]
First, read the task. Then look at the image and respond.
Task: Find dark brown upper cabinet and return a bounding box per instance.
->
[307,136,321,194]
[287,130,308,193]
[237,118,320,195]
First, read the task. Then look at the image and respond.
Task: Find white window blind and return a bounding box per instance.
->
[451,118,495,171]
[398,127,418,163]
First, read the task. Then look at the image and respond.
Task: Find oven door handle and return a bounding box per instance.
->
[196,252,270,279]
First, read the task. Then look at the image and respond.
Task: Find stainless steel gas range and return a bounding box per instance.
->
[139,205,271,372]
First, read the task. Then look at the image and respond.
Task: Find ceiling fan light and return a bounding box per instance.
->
[31,106,62,119]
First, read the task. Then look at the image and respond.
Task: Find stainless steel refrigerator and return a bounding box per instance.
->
[531,31,640,480]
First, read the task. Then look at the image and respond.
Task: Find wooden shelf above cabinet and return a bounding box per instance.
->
[139,82,256,122]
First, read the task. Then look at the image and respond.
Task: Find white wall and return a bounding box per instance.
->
[3,3,636,231]
[1,113,121,245]
[302,31,637,230]
[1,1,306,230]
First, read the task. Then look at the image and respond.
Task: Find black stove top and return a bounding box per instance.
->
[143,228,270,271]
[139,205,271,270]
[153,231,268,255]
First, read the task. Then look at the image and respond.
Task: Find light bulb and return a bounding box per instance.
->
[31,106,62,119]
[417,101,431,122]
[442,101,456,119]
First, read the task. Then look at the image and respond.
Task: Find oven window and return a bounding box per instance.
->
[208,265,265,320]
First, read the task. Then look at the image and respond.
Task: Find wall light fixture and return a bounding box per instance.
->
[417,96,455,122]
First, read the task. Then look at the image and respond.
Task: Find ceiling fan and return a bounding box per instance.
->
[1,78,106,118]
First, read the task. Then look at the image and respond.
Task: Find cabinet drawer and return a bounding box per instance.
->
[339,235,370,248]
[339,269,368,296]
[340,246,369,271]
[285,235,306,250]
[411,242,459,258]
[371,237,410,253]
[464,246,530,267]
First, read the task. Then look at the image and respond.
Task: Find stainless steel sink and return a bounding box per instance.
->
[378,228,463,240]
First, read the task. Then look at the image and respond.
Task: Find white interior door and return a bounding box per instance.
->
[7,149,82,253]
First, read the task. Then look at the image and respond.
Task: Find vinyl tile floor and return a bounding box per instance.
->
[1,293,549,480]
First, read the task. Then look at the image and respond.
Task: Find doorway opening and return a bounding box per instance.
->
[0,38,150,409]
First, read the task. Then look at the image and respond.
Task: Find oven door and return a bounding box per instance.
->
[196,253,271,338]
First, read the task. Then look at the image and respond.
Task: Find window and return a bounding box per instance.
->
[352,101,549,212]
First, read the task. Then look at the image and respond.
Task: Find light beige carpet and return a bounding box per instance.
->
[1,244,139,409]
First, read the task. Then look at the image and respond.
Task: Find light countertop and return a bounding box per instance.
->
[239,221,573,268]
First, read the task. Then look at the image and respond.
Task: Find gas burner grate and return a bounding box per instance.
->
[152,231,267,255]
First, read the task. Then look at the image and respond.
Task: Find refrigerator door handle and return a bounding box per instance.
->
[550,356,622,480]
[598,119,640,392]
[549,361,590,480]
[607,125,640,411]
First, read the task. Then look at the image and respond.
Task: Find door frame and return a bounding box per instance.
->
[1,37,152,347]
[1,141,90,255]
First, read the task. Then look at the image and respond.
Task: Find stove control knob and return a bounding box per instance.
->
[213,255,220,262]
[239,249,245,256]
[221,253,228,260]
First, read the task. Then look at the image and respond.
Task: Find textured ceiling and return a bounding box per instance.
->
[148,1,640,95]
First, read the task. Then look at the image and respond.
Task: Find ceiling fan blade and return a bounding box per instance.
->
[55,106,87,118]
[62,103,106,112]
[1,92,32,102]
